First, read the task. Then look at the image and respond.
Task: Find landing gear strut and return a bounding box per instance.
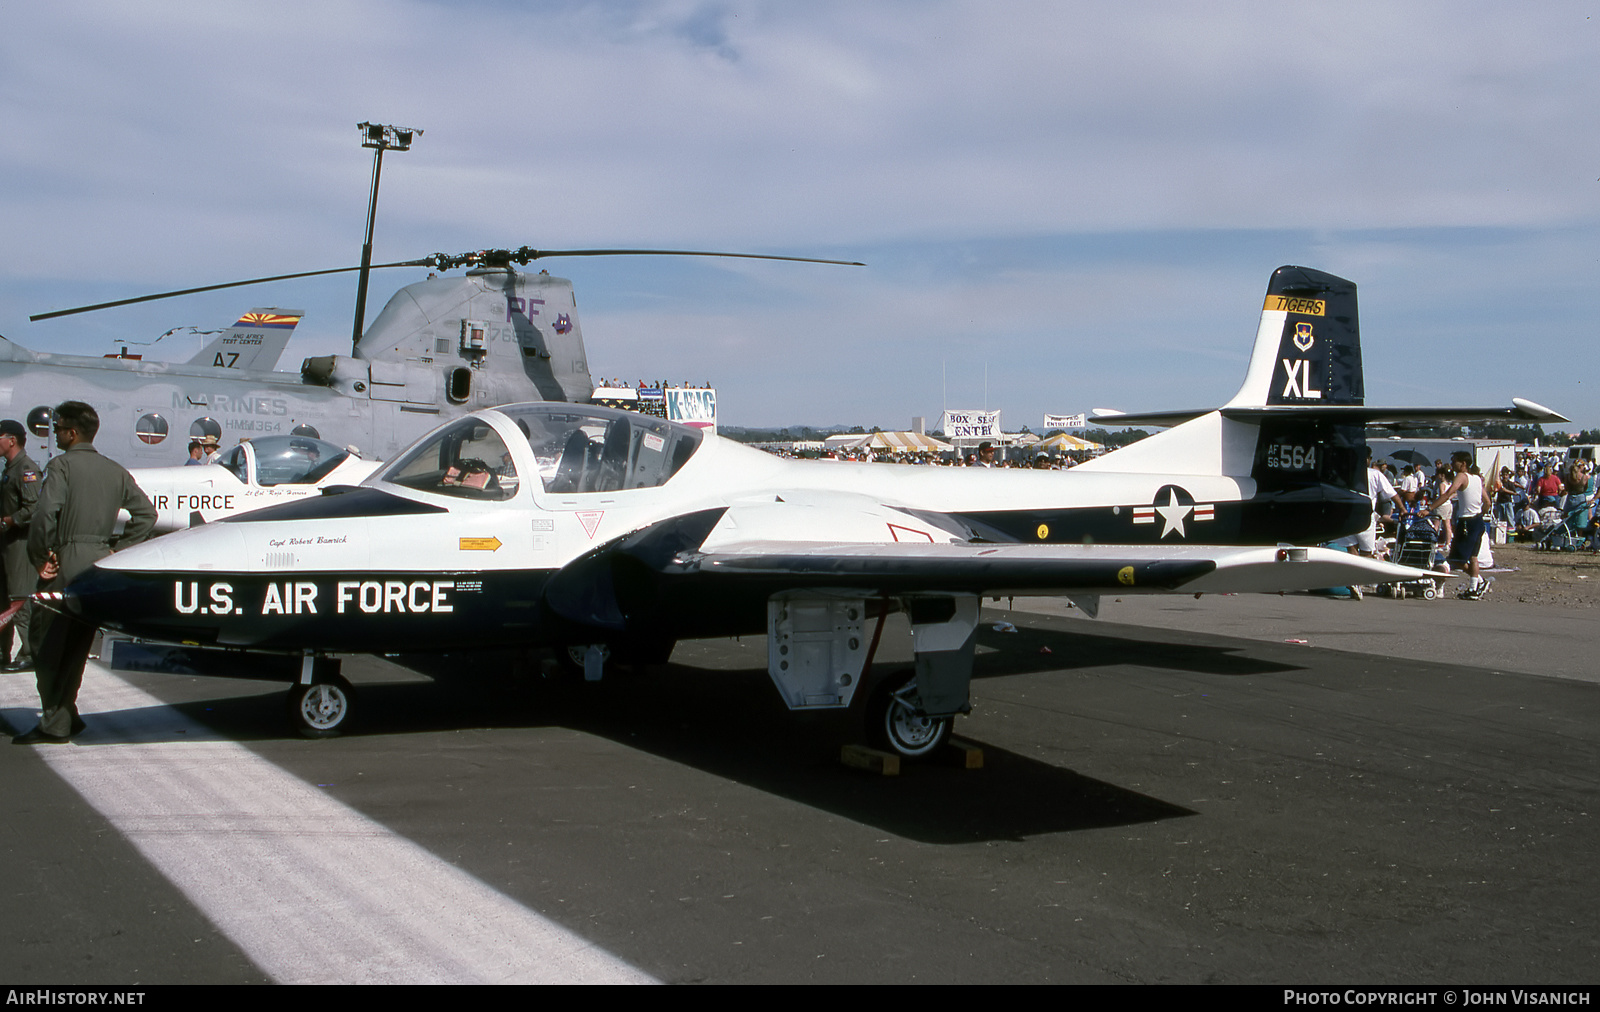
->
[764,592,977,761]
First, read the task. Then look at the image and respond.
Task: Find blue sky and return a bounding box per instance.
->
[3,1,1597,431]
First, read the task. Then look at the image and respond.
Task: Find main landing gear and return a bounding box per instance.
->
[766,593,977,762]
[868,671,953,759]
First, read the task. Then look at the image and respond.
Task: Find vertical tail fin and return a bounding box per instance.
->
[188,309,303,371]
[1228,267,1367,498]
[1077,265,1368,502]
[1225,266,1362,409]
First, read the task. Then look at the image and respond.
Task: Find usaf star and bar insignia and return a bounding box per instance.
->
[1132,486,1215,539]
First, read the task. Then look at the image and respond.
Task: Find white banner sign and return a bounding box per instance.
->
[1044,413,1086,430]
[666,387,717,431]
[940,410,1001,440]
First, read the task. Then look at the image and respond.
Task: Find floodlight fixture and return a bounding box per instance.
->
[357,121,421,151]
[352,121,423,350]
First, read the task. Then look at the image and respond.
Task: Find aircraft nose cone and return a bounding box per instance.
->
[59,566,201,637]
[32,586,84,620]
[60,567,162,633]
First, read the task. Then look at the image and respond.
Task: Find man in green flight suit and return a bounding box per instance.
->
[0,419,42,672]
[13,402,156,745]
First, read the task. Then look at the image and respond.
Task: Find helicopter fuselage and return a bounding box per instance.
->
[7,268,595,466]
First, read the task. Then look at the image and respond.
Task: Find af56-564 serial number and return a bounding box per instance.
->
[1265,444,1318,470]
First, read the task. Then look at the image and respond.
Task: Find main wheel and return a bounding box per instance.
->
[558,643,611,680]
[868,672,952,759]
[286,675,354,738]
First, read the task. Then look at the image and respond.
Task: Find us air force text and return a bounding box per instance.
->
[174,580,456,615]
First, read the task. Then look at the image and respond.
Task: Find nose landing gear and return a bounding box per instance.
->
[285,657,354,738]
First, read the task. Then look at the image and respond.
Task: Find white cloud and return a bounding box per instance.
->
[2,1,1596,426]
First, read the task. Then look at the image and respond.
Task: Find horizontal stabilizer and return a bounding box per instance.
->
[1088,400,1568,430]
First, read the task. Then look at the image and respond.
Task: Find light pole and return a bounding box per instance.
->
[352,121,421,353]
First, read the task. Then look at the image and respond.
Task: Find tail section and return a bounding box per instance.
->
[1225,265,1362,409]
[188,309,303,371]
[1071,264,1560,545]
[1071,265,1371,542]
[1079,265,1366,482]
[1227,266,1368,499]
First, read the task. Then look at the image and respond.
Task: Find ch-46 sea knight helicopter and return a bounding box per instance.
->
[16,245,861,467]
[58,265,1566,759]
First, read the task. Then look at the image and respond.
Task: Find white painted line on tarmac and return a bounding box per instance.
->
[0,663,656,985]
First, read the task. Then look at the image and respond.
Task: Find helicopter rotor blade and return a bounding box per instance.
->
[30,247,863,321]
[429,246,865,270]
[523,248,865,266]
[28,259,435,322]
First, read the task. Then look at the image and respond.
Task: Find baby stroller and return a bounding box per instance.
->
[1533,503,1591,552]
[1379,510,1444,600]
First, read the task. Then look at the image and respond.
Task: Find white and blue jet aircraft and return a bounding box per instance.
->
[56,266,1564,757]
[129,434,384,534]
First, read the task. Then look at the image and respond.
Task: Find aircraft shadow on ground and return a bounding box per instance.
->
[67,620,1267,843]
[120,671,1192,844]
[971,619,1304,680]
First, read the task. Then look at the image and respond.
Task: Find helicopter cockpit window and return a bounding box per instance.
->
[498,404,702,494]
[380,418,518,501]
[250,435,352,486]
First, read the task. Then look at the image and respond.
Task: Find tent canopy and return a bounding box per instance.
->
[843,431,952,452]
[1034,432,1104,452]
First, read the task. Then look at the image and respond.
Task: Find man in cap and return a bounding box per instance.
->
[13,401,156,745]
[0,419,40,671]
[198,434,222,464]
[976,442,997,468]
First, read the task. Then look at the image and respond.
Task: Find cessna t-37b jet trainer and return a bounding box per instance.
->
[56,266,1563,758]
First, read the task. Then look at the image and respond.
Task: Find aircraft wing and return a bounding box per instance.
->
[691,541,1424,596]
[541,508,1433,631]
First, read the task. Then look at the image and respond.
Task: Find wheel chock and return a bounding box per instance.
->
[942,738,985,769]
[840,744,900,776]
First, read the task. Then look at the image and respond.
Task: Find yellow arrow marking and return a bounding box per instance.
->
[459,537,502,551]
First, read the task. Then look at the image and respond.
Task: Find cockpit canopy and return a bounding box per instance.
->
[377,403,703,502]
[218,435,351,487]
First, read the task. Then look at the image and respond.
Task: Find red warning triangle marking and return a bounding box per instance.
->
[576,511,604,539]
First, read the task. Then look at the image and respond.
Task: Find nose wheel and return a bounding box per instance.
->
[286,674,355,738]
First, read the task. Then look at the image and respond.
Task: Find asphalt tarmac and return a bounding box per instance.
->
[2,591,1596,984]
